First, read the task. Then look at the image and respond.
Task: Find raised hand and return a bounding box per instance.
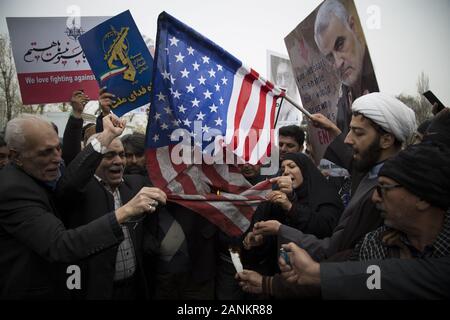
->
[98,87,115,116]
[309,113,341,138]
[70,90,89,118]
[102,114,126,136]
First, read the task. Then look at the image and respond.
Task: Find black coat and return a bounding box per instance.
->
[57,144,157,299]
[244,153,343,275]
[0,148,123,299]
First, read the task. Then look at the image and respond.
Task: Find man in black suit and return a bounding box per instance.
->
[58,131,167,299]
[0,114,164,299]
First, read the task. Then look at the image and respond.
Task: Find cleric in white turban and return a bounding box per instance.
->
[352,92,417,143]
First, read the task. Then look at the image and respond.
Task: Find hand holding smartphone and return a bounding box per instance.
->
[423,90,445,114]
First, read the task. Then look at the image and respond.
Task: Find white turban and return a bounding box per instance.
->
[352,92,417,142]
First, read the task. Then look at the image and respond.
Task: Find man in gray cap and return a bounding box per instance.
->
[278,141,450,299]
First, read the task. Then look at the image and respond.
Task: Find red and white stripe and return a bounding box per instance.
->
[225,66,284,164]
[146,146,272,236]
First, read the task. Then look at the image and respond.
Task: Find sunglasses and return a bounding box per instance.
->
[376,183,402,197]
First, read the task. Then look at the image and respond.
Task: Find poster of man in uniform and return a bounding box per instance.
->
[285,0,378,164]
[267,50,302,129]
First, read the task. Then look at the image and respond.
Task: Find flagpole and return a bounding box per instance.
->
[274,96,285,128]
[283,94,313,120]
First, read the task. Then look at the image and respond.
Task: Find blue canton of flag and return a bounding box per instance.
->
[147,15,241,151]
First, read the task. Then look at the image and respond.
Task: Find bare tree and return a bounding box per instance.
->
[397,71,433,125]
[0,34,22,130]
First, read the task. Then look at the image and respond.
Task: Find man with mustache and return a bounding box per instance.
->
[121,132,147,175]
[278,125,305,161]
[314,0,379,137]
[0,114,161,299]
[57,121,166,300]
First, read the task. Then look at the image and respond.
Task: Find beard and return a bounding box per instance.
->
[353,136,382,172]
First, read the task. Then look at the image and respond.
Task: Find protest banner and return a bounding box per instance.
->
[79,10,153,116]
[6,15,110,104]
[266,50,302,128]
[285,0,378,164]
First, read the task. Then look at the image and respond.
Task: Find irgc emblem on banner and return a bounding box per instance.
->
[79,10,154,116]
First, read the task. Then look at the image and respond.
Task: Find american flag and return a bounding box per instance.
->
[145,12,282,236]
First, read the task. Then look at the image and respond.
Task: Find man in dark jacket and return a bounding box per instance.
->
[58,131,166,299]
[0,114,161,299]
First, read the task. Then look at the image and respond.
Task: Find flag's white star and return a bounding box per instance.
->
[203,89,212,99]
[160,123,168,130]
[221,77,228,85]
[192,61,200,71]
[164,48,169,54]
[178,105,187,113]
[170,75,176,85]
[172,119,181,127]
[163,106,172,114]
[183,118,192,127]
[217,64,223,71]
[154,112,161,120]
[196,111,206,121]
[152,134,159,142]
[209,104,218,113]
[208,68,216,78]
[198,75,206,85]
[161,70,170,80]
[180,68,190,78]
[175,52,185,63]
[187,46,195,55]
[186,83,195,93]
[172,90,181,99]
[219,97,224,105]
[215,117,223,126]
[156,92,166,101]
[191,98,200,107]
[214,83,220,92]
[202,56,210,64]
[201,124,210,133]
[169,36,179,46]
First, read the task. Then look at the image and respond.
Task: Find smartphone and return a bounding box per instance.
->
[423,90,445,111]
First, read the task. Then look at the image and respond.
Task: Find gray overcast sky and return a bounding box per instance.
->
[1,0,449,105]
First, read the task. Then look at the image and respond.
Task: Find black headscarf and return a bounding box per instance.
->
[282,152,343,213]
[380,143,450,210]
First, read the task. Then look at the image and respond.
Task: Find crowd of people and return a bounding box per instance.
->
[0,86,449,300]
[0,0,449,301]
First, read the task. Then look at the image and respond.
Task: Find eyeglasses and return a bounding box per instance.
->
[376,183,402,198]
